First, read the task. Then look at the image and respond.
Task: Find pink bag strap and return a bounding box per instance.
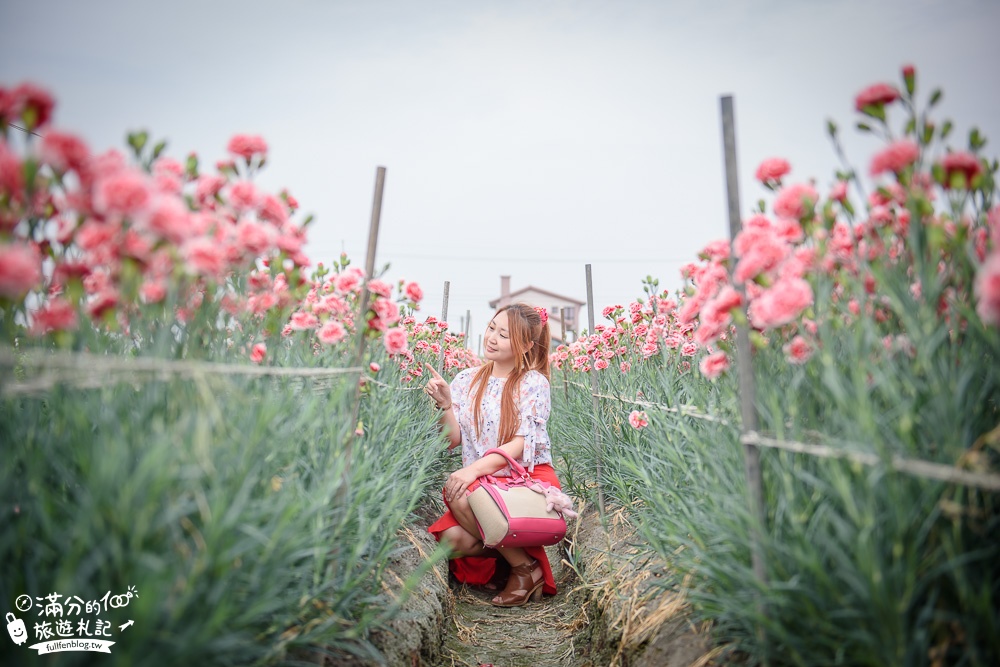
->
[482,447,530,480]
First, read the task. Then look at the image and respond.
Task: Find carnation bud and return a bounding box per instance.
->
[902,64,915,96]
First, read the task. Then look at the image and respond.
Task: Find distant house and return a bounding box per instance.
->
[488,275,585,345]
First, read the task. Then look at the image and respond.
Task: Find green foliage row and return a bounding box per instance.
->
[0,352,451,666]
[551,272,1000,666]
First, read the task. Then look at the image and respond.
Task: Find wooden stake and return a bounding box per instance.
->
[560,307,569,403]
[585,264,606,520]
[438,281,450,373]
[721,95,769,661]
[345,166,386,480]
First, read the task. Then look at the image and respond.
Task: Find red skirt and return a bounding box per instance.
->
[427,463,561,596]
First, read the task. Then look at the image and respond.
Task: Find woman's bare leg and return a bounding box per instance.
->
[448,493,483,540]
[439,525,486,558]
[441,493,490,557]
[496,545,532,567]
[449,493,532,568]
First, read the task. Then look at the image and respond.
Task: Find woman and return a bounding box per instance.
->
[424,302,560,607]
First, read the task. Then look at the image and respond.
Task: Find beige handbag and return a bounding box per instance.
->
[466,448,567,549]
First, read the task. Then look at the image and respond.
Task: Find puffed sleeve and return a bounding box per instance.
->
[516,372,551,472]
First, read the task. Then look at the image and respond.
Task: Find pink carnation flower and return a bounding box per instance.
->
[772,183,819,220]
[829,180,849,202]
[939,151,982,189]
[140,280,167,304]
[39,130,90,173]
[367,279,392,298]
[182,237,227,278]
[0,141,24,198]
[870,140,920,176]
[152,157,185,194]
[11,82,55,129]
[755,157,791,184]
[195,175,226,204]
[235,220,275,257]
[250,343,267,364]
[699,351,729,379]
[335,268,364,294]
[29,297,77,335]
[317,320,347,345]
[86,288,119,320]
[370,297,400,331]
[694,286,742,347]
[258,194,289,226]
[855,83,899,111]
[975,253,1000,326]
[748,277,814,330]
[783,335,813,364]
[146,196,197,245]
[289,310,320,330]
[383,327,409,355]
[628,410,649,429]
[405,281,423,303]
[229,181,260,211]
[227,134,268,160]
[734,225,789,284]
[0,242,42,298]
[94,170,152,217]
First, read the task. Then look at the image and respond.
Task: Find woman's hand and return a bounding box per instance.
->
[444,466,479,503]
[423,363,452,410]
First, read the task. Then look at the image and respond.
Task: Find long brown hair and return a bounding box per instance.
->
[471,303,551,445]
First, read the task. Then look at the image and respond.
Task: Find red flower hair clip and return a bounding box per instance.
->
[534,306,548,325]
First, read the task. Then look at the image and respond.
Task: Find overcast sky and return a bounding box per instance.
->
[3,0,998,350]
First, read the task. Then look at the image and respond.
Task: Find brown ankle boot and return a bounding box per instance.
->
[490,559,543,607]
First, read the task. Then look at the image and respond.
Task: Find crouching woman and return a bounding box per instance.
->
[425,303,561,607]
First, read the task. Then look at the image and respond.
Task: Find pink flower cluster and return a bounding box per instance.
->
[553,65,998,381]
[267,258,431,364]
[551,295,697,376]
[628,410,649,430]
[388,314,481,382]
[0,82,434,366]
[976,206,1000,326]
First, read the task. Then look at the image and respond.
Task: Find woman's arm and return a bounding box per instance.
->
[424,364,461,450]
[443,436,525,503]
[464,436,525,477]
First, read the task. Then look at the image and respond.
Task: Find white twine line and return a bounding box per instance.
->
[0,349,363,396]
[742,432,1000,493]
[563,378,730,425]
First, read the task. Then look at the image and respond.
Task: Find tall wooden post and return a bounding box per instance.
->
[721,95,769,660]
[560,307,569,403]
[585,264,606,519]
[344,166,386,480]
[437,281,450,373]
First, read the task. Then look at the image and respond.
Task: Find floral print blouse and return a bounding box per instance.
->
[449,368,552,475]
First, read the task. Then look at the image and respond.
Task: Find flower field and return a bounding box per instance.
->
[2,65,998,666]
[550,66,999,666]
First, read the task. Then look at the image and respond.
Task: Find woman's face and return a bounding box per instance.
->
[483,311,515,365]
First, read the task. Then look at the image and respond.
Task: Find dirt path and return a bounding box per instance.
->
[435,543,591,667]
[429,509,718,667]
[342,509,720,667]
